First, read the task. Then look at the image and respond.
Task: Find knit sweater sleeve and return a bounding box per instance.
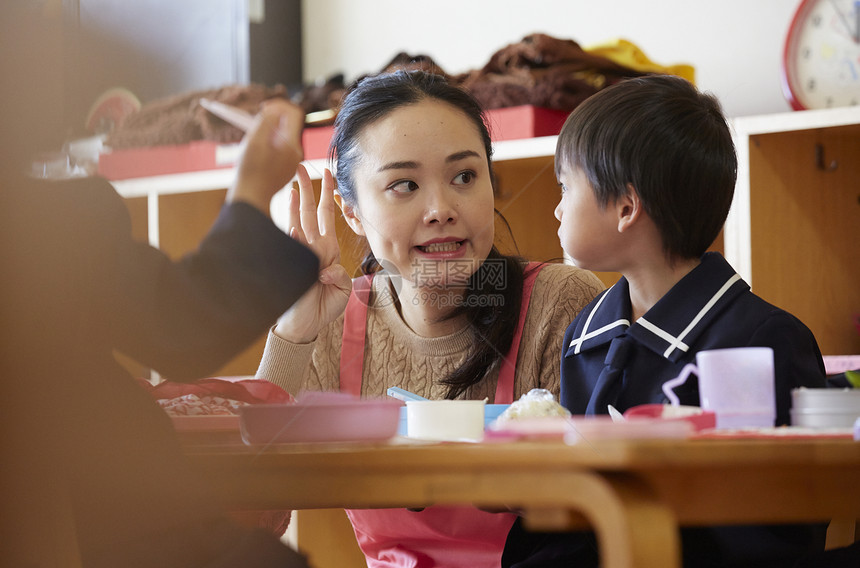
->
[255,316,345,395]
[512,263,605,399]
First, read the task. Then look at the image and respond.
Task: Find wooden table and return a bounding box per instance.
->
[184,435,860,568]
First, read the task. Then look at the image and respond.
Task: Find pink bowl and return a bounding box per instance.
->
[239,398,402,445]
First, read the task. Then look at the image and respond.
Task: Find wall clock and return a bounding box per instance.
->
[782,0,860,110]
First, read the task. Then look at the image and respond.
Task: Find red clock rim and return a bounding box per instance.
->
[781,0,814,111]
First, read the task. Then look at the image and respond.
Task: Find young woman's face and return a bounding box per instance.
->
[344,99,495,288]
[554,165,622,271]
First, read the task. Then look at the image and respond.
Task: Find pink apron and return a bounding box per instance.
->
[339,263,543,568]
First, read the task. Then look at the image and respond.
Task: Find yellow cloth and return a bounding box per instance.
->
[586,38,695,84]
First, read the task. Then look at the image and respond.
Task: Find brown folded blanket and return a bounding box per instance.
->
[456,33,646,111]
[104,33,648,149]
[106,83,288,149]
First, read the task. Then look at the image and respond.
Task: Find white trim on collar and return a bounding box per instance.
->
[640,273,743,359]
[568,318,631,354]
[637,317,691,354]
[569,285,629,354]
[568,271,743,359]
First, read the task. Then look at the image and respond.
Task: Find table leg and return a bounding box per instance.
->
[826,518,859,550]
[193,457,682,567]
[517,472,680,568]
[594,473,680,568]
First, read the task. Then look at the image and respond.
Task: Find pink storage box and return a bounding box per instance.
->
[97,105,571,180]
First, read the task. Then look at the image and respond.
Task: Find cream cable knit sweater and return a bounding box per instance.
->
[256,263,604,401]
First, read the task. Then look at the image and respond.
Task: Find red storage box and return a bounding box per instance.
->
[485,105,570,142]
[98,105,571,181]
[98,140,234,180]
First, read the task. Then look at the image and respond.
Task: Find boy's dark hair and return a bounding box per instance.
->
[555,75,737,259]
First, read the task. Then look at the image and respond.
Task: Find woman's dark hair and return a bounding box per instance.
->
[329,70,526,399]
[555,74,737,259]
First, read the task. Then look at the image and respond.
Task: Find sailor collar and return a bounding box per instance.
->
[565,253,750,363]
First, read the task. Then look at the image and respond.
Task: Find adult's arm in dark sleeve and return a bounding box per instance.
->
[81,178,319,379]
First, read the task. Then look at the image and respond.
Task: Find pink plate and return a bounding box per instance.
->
[239,398,402,445]
[624,404,716,431]
[693,427,854,440]
[171,415,240,432]
[567,415,693,441]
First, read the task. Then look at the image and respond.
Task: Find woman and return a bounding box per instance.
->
[256,70,603,567]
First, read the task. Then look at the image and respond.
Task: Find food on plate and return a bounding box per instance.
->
[157,393,248,416]
[494,388,570,422]
[138,377,294,418]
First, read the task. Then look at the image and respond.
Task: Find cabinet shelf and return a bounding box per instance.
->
[110,136,561,197]
[727,106,860,355]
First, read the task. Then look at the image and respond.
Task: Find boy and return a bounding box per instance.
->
[503,75,833,567]
[554,75,826,424]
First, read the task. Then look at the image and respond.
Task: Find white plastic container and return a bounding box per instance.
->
[405,400,486,441]
[791,388,860,428]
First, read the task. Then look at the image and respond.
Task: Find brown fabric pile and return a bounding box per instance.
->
[292,73,346,116]
[104,33,648,149]
[455,33,647,111]
[293,52,451,117]
[105,83,287,149]
[301,35,646,114]
[380,52,453,79]
[326,34,646,113]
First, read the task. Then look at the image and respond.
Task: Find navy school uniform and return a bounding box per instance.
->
[560,251,825,422]
[503,252,829,568]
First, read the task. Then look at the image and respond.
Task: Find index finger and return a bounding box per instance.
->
[318,168,337,237]
[296,163,321,242]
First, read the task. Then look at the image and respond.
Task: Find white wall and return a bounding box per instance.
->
[301,0,800,118]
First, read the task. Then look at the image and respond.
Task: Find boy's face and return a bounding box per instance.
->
[554,166,624,272]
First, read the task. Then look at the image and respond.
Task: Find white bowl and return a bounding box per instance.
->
[792,387,860,410]
[405,400,486,441]
[790,409,860,428]
[791,388,860,428]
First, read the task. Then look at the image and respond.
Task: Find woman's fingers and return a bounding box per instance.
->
[286,187,307,245]
[319,263,353,296]
[284,163,341,272]
[295,163,321,243]
[289,164,341,269]
[318,168,337,238]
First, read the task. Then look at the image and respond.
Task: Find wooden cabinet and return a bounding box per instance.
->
[727,106,860,356]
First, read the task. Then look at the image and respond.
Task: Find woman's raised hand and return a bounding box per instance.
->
[273,164,352,343]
